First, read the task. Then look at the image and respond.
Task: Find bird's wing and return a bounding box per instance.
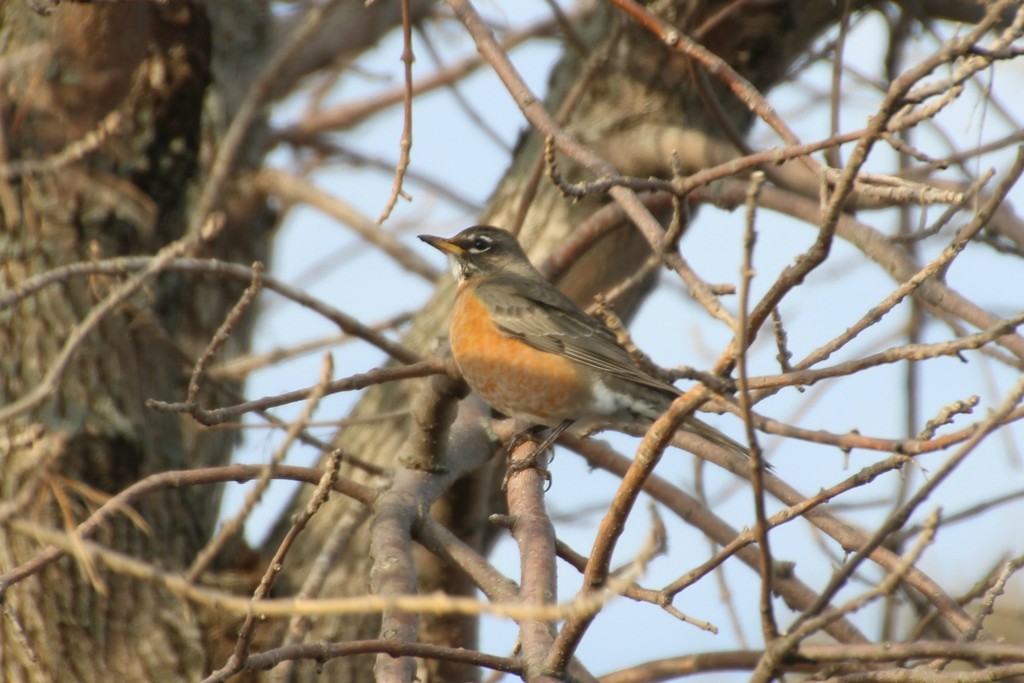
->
[476,276,754,462]
[474,275,681,396]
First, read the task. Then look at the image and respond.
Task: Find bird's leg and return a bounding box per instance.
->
[531,418,574,460]
[502,419,574,490]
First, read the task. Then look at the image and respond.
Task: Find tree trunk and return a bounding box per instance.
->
[0,1,438,679]
[0,2,261,679]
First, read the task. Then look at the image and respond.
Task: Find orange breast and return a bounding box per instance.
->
[450,283,588,425]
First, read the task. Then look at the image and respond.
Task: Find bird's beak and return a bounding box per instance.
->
[418,234,465,256]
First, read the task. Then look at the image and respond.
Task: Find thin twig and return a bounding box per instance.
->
[0,464,376,599]
[3,517,647,622]
[149,360,446,426]
[737,171,778,645]
[546,389,710,674]
[254,169,439,282]
[0,255,423,363]
[204,355,340,681]
[187,355,336,591]
[272,503,372,682]
[377,0,415,225]
[188,262,264,403]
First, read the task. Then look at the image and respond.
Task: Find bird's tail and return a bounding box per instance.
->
[682,416,761,465]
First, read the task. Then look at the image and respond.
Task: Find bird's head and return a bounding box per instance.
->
[418,225,537,281]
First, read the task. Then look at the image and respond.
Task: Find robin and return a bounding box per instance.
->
[418,225,748,467]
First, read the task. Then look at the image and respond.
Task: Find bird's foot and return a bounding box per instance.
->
[502,426,551,490]
[501,420,573,491]
[502,449,552,491]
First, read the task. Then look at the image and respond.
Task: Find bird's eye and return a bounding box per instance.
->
[469,236,492,253]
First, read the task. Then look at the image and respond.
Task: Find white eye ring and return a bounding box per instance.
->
[468,237,492,253]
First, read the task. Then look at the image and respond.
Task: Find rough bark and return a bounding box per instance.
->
[0,1,274,679]
[0,2,216,680]
[0,1,439,680]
